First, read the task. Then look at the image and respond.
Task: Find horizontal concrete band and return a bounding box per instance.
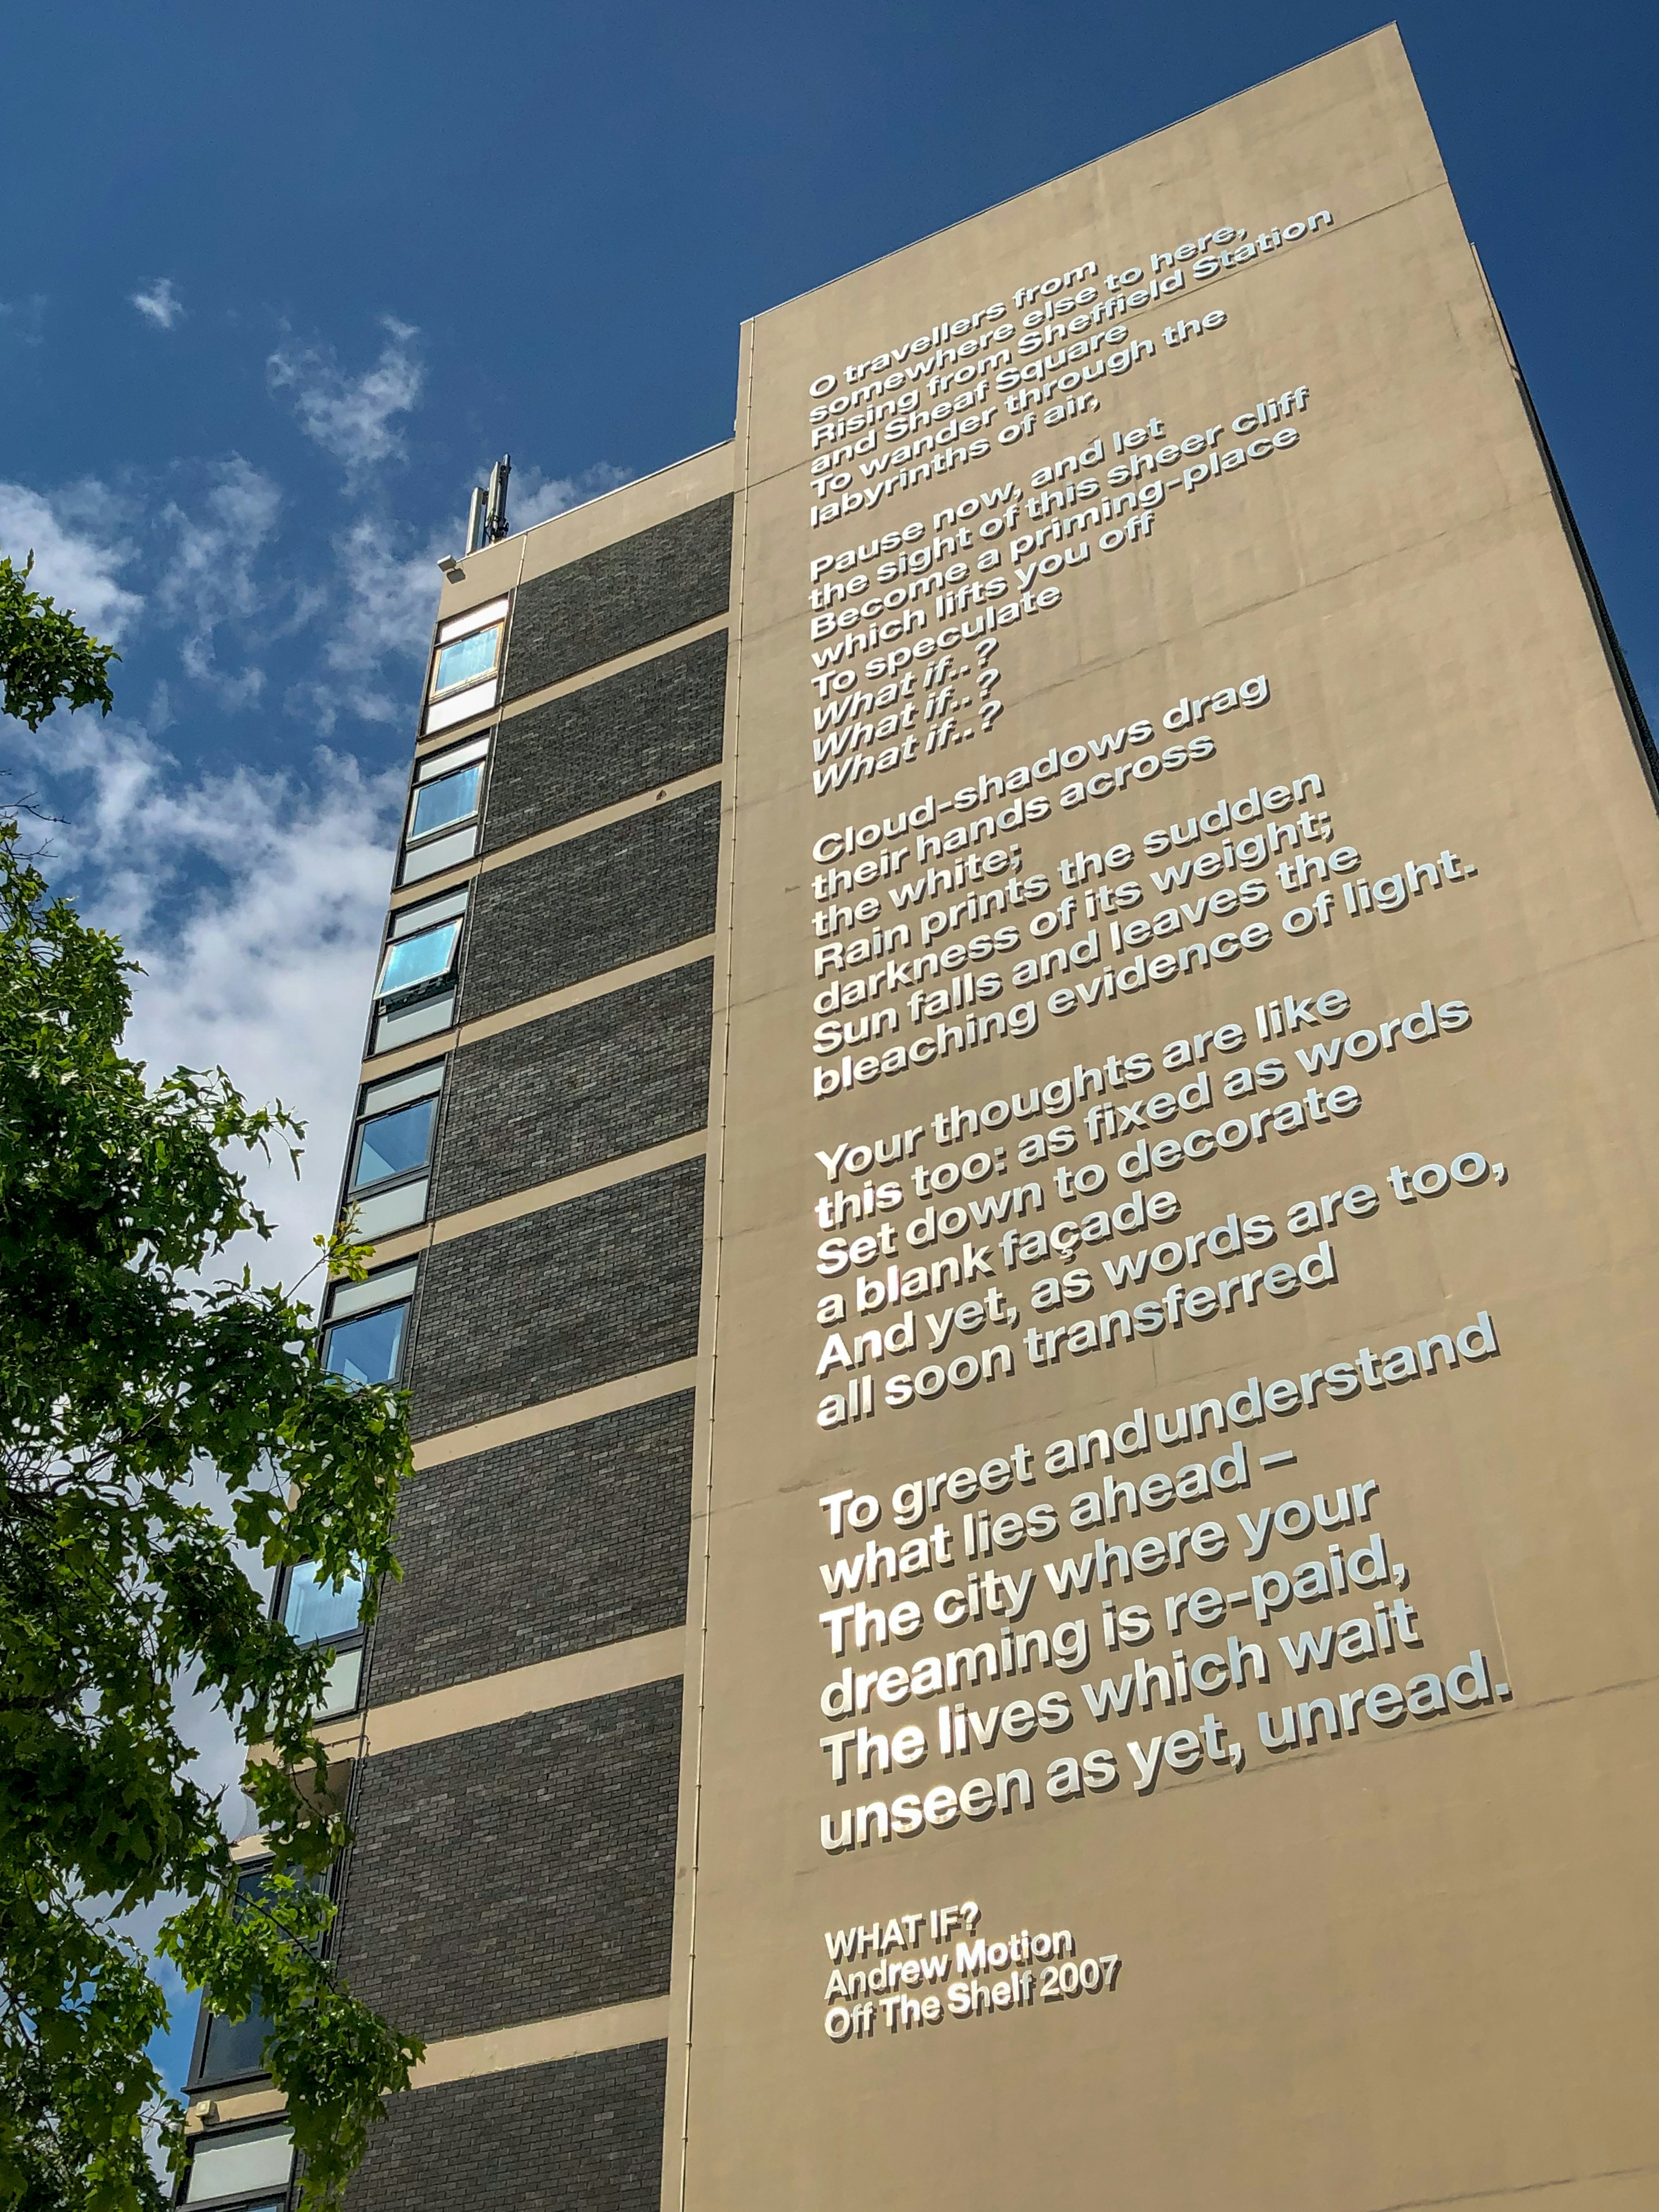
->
[359,933,718,1082]
[407,608,730,769]
[411,1354,701,1470]
[413,1995,672,2090]
[187,1998,675,2125]
[387,758,724,913]
[364,1130,708,1268]
[341,1625,686,1759]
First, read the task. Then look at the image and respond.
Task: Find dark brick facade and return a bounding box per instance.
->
[431,959,713,1217]
[369,1392,695,1705]
[343,2043,668,2212]
[503,495,732,702]
[484,629,727,852]
[408,1156,704,1441]
[460,783,720,1025]
[337,1679,682,2041]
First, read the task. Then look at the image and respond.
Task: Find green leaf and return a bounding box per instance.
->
[0,552,118,729]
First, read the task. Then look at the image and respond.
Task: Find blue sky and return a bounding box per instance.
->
[4,0,1652,2107]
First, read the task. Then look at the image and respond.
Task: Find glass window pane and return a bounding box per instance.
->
[329,1261,418,1321]
[410,763,482,840]
[347,1178,428,1240]
[198,2000,271,2085]
[437,595,509,645]
[351,1098,436,1189]
[415,733,488,781]
[375,919,459,999]
[432,625,500,695]
[282,1560,364,1644]
[324,1302,408,1387]
[390,888,468,939]
[360,1060,444,1116]
[182,2125,292,2202]
[313,1644,364,1719]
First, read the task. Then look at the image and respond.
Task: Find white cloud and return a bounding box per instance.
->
[22,712,404,1299]
[131,278,185,330]
[0,477,144,642]
[0,294,47,346]
[322,510,448,691]
[268,316,424,485]
[154,458,284,709]
[0,462,290,715]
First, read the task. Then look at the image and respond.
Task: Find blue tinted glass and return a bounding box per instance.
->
[351,1098,435,1189]
[432,625,499,694]
[411,764,482,840]
[324,1302,407,1386]
[282,1559,364,1644]
[375,920,459,998]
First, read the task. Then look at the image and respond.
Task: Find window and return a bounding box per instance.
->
[400,733,490,885]
[324,1303,408,1387]
[352,1096,435,1188]
[322,1260,417,1388]
[195,2002,272,2087]
[281,1560,365,1644]
[374,918,460,1001]
[343,1061,443,1239]
[180,2121,293,2204]
[410,760,482,841]
[190,1864,293,2089]
[371,893,469,1053]
[435,594,509,647]
[278,1556,369,1719]
[431,623,501,699]
[424,596,510,736]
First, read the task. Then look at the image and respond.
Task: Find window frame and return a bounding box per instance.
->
[185,1943,273,2097]
[176,2116,295,2209]
[372,885,470,1012]
[275,1558,369,1722]
[373,915,462,1003]
[397,731,492,888]
[422,594,511,738]
[320,1259,417,1391]
[338,1059,445,1246]
[276,1557,369,1725]
[406,748,487,850]
[348,1093,437,1198]
[427,619,503,703]
[183,1854,327,2096]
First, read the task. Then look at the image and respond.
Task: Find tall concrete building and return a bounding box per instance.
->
[177,29,1659,2212]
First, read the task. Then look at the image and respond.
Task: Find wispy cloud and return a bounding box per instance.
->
[267,315,424,487]
[131,278,185,330]
[0,477,144,640]
[0,295,48,347]
[287,510,449,732]
[154,458,284,709]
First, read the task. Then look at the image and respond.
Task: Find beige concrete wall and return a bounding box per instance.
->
[673,26,1659,2210]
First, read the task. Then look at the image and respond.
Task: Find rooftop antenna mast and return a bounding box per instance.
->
[484,454,511,542]
[459,454,512,555]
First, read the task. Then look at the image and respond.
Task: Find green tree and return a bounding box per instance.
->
[0,555,118,731]
[0,571,420,2210]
